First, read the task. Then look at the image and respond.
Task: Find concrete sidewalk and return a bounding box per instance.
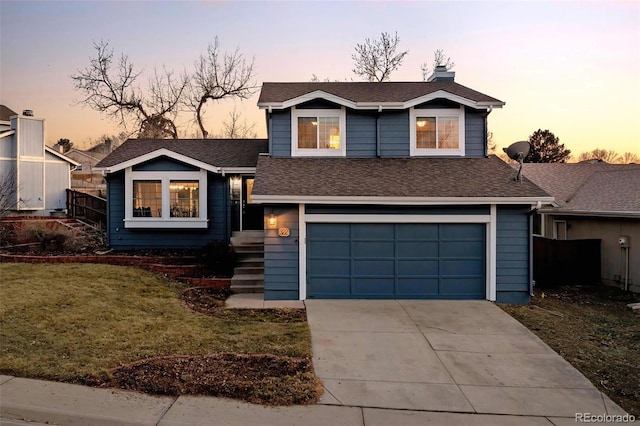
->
[1,299,634,425]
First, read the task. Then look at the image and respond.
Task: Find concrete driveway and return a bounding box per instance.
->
[305,300,626,421]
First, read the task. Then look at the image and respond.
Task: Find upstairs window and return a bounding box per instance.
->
[410,107,465,156]
[291,107,346,156]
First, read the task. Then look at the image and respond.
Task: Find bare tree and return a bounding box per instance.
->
[214,107,257,139]
[621,152,639,164]
[0,168,17,217]
[525,129,571,163]
[71,41,187,139]
[577,148,621,163]
[185,37,257,138]
[421,49,455,81]
[352,32,409,82]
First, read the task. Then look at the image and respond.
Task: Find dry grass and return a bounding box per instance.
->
[0,263,312,386]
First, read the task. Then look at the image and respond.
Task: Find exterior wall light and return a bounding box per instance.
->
[268,213,277,227]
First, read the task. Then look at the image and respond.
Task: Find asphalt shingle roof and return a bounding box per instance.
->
[96,139,269,169]
[520,163,640,214]
[253,156,549,199]
[258,82,503,106]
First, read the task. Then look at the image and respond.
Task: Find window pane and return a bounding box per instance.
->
[438,117,459,149]
[170,181,199,218]
[416,117,436,149]
[133,181,161,217]
[318,117,340,149]
[298,117,318,149]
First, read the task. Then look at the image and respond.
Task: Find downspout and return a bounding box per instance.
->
[268,107,273,155]
[376,106,382,157]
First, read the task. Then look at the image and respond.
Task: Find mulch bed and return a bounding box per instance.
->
[107,353,323,405]
[180,287,229,315]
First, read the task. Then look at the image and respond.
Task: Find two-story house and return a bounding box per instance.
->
[96,69,552,303]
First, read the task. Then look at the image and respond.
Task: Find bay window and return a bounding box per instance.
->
[125,169,207,228]
[410,107,465,156]
[291,107,346,156]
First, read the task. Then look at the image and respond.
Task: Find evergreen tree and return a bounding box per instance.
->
[525,129,571,163]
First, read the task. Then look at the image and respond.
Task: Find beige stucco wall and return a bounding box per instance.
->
[541,214,639,293]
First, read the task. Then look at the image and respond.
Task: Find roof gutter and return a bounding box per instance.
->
[537,208,640,219]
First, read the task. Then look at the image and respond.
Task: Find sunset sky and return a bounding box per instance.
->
[1,0,638,158]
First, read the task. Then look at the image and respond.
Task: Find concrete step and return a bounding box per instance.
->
[230,237,264,247]
[231,274,264,286]
[234,266,264,275]
[237,258,264,268]
[232,230,264,238]
[233,244,264,254]
[230,284,264,294]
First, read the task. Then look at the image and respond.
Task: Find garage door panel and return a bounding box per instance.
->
[353,241,395,257]
[397,259,439,275]
[307,223,350,238]
[309,241,350,257]
[352,224,394,239]
[397,278,440,296]
[353,259,395,275]
[439,278,484,298]
[441,224,485,240]
[309,259,351,275]
[440,259,484,276]
[440,241,485,258]
[352,278,395,296]
[308,278,351,297]
[396,224,438,240]
[397,241,438,258]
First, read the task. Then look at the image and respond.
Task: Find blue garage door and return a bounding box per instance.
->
[307,223,485,299]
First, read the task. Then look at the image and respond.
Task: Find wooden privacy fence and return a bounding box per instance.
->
[533,236,601,287]
[66,189,107,228]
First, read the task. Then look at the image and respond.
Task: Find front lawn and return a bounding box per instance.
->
[0,263,320,405]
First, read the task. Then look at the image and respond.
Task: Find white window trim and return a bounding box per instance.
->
[124,168,208,229]
[409,106,465,156]
[291,106,346,157]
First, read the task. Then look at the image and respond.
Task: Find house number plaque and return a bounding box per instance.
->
[278,227,290,237]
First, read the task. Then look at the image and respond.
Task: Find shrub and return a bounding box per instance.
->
[199,240,237,277]
[14,220,86,252]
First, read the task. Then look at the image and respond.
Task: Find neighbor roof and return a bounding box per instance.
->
[258,82,504,110]
[0,105,18,121]
[252,155,551,204]
[96,139,269,171]
[521,163,640,216]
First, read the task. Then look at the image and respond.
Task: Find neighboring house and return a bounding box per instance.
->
[521,162,640,293]
[96,69,554,303]
[54,139,116,194]
[0,106,79,216]
[95,139,268,248]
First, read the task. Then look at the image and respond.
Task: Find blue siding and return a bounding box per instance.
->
[415,99,460,109]
[379,110,410,157]
[465,108,486,158]
[346,110,377,157]
[133,157,199,171]
[106,171,229,249]
[264,205,299,300]
[496,206,531,304]
[270,109,291,157]
[297,99,341,109]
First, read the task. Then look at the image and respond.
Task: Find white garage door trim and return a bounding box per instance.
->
[298,204,498,301]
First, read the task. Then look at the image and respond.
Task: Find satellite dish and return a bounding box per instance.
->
[503,141,530,181]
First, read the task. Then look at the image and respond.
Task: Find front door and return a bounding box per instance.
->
[242,177,264,230]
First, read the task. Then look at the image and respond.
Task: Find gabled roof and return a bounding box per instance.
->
[521,163,640,217]
[44,147,81,166]
[258,82,504,111]
[96,138,269,173]
[252,155,551,205]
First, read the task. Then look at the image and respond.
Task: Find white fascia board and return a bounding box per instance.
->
[0,130,16,139]
[220,167,256,175]
[260,90,505,111]
[250,195,556,205]
[44,147,80,166]
[100,148,220,174]
[305,214,490,223]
